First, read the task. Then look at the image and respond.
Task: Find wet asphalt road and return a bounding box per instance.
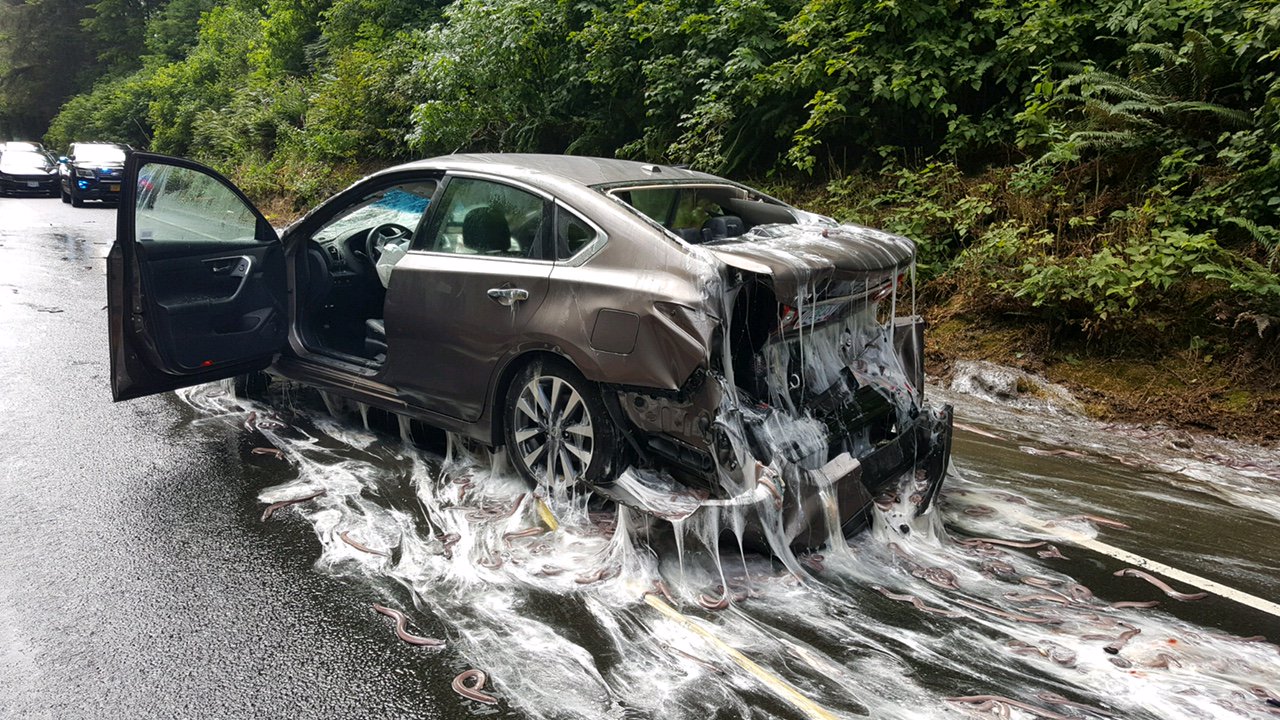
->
[3,195,1280,720]
[0,197,450,719]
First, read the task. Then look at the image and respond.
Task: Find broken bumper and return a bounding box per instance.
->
[780,402,954,547]
[598,403,954,551]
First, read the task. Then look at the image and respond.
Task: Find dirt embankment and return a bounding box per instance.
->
[922,305,1280,446]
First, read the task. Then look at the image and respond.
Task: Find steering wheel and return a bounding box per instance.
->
[365,223,413,262]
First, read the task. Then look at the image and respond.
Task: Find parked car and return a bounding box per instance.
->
[4,140,50,154]
[59,142,129,206]
[108,153,953,548]
[0,149,59,197]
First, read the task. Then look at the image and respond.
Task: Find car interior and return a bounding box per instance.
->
[297,175,561,369]
[611,184,799,244]
[298,179,440,367]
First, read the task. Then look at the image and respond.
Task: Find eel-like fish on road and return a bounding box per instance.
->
[1113,568,1208,601]
[260,489,327,522]
[452,669,498,705]
[946,695,1072,720]
[339,531,389,557]
[372,604,444,647]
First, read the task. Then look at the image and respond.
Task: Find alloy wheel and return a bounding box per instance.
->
[510,373,595,489]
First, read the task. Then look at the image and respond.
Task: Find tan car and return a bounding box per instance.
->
[109,153,952,548]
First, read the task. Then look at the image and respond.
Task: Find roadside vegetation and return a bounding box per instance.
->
[2,0,1277,439]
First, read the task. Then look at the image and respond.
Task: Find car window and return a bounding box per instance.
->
[422,177,548,260]
[554,205,598,260]
[612,183,800,243]
[74,145,126,163]
[620,185,732,233]
[312,181,437,244]
[135,163,258,244]
[0,151,52,172]
[626,188,677,226]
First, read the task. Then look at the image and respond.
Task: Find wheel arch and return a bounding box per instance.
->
[487,347,583,447]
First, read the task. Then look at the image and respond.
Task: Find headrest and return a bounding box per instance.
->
[702,215,745,242]
[463,207,511,253]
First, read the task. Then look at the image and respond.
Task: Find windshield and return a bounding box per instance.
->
[0,151,52,172]
[608,183,800,244]
[313,183,437,243]
[75,145,126,163]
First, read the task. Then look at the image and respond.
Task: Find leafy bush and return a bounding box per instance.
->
[22,0,1280,353]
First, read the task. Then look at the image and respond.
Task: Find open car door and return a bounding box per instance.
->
[109,152,287,401]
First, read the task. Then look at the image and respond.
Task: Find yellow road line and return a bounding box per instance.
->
[644,594,840,720]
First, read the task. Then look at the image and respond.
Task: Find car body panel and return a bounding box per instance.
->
[703,223,917,303]
[383,251,554,421]
[61,142,129,203]
[108,151,953,549]
[109,152,287,401]
[0,150,58,196]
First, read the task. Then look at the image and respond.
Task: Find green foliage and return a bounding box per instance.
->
[404,0,588,154]
[827,162,994,277]
[145,0,221,60]
[44,67,158,150]
[989,228,1278,324]
[0,0,96,138]
[83,0,149,69]
[13,0,1280,348]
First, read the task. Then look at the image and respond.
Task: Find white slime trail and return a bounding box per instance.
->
[175,381,1280,720]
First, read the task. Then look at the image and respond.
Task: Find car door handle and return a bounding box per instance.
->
[205,255,252,277]
[487,287,530,306]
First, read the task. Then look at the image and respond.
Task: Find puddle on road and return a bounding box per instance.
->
[174,382,1280,720]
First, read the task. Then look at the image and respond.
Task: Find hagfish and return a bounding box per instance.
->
[339,531,389,557]
[1060,514,1131,530]
[260,489,326,522]
[574,566,618,584]
[954,598,1057,624]
[1104,624,1141,654]
[871,586,962,617]
[698,592,729,611]
[503,527,546,545]
[452,669,498,705]
[946,695,1072,720]
[1114,568,1208,601]
[1038,545,1068,560]
[642,580,676,604]
[372,604,444,647]
[958,537,1046,549]
[1035,692,1114,717]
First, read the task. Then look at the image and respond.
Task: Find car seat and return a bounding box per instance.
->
[463,207,511,254]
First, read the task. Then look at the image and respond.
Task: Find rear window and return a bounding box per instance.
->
[610,183,799,244]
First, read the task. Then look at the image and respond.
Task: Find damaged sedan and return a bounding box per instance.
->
[108,153,952,548]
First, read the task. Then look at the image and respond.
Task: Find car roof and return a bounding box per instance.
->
[388,153,728,191]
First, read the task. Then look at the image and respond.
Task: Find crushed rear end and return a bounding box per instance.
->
[603,222,953,551]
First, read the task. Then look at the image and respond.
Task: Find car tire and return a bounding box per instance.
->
[60,184,70,203]
[503,356,619,491]
[70,185,84,207]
